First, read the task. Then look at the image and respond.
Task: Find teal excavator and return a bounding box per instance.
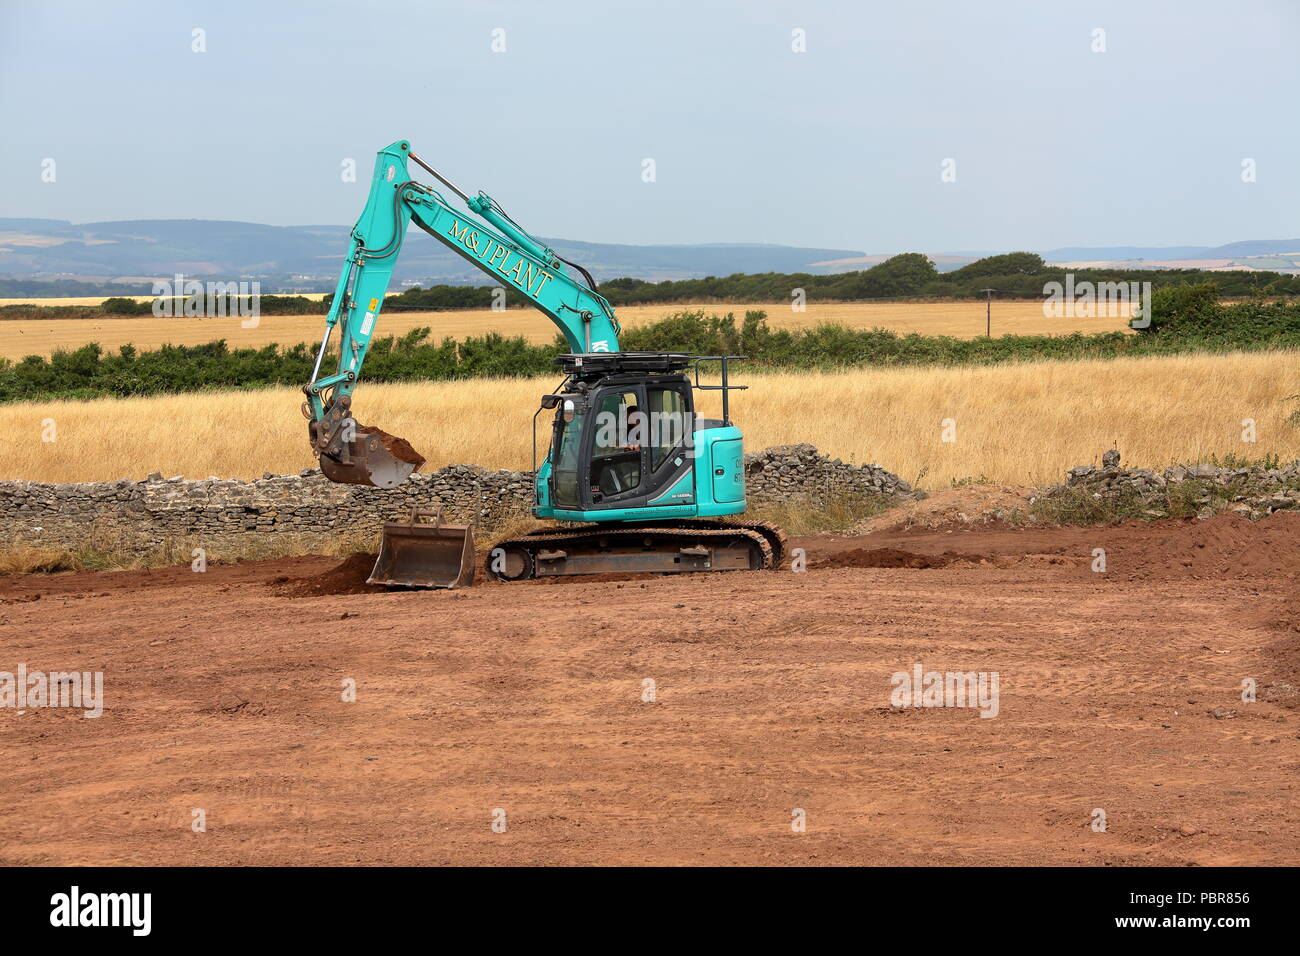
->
[303,141,785,586]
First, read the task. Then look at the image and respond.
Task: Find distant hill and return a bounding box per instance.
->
[1200,239,1300,257]
[1040,245,1210,262]
[6,217,1299,293]
[0,218,864,289]
[1040,241,1300,276]
[808,252,978,274]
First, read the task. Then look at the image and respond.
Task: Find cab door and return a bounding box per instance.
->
[584,381,694,511]
[586,387,646,505]
[641,382,693,500]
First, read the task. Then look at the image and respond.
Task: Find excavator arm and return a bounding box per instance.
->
[303,139,622,487]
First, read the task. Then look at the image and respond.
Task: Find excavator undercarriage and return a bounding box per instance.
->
[486,519,788,581]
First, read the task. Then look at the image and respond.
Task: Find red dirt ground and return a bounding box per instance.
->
[1,512,1297,866]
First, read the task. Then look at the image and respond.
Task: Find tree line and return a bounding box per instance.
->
[3,252,1299,322]
[3,291,1297,403]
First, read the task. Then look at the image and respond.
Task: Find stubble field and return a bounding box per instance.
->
[2,350,1294,487]
[0,299,1133,360]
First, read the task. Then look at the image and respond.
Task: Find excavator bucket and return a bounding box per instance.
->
[368,508,476,589]
[318,423,425,489]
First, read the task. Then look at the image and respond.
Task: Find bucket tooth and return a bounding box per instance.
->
[368,508,475,589]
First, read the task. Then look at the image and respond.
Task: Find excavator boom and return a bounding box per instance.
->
[304,141,620,484]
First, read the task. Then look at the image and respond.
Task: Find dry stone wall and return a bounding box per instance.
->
[5,443,1296,558]
[1040,451,1300,518]
[0,444,913,555]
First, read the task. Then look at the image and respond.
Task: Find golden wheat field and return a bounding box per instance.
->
[3,351,1294,488]
[0,300,1133,360]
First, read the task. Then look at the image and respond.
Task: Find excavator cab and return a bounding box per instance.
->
[483,352,780,581]
[549,383,689,512]
[534,353,749,523]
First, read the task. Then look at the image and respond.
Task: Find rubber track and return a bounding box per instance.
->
[487,524,775,580]
[519,518,787,566]
[673,518,789,567]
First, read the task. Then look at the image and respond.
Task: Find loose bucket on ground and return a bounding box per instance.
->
[368,508,476,589]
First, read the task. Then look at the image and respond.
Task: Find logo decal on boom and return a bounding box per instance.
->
[446,219,554,298]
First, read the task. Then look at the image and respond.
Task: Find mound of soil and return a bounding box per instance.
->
[278,552,388,597]
[1119,511,1300,581]
[853,485,1034,534]
[811,547,985,569]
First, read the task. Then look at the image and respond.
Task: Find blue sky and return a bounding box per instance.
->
[1,0,1296,252]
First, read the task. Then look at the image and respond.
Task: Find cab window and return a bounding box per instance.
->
[551,405,585,508]
[646,386,687,471]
